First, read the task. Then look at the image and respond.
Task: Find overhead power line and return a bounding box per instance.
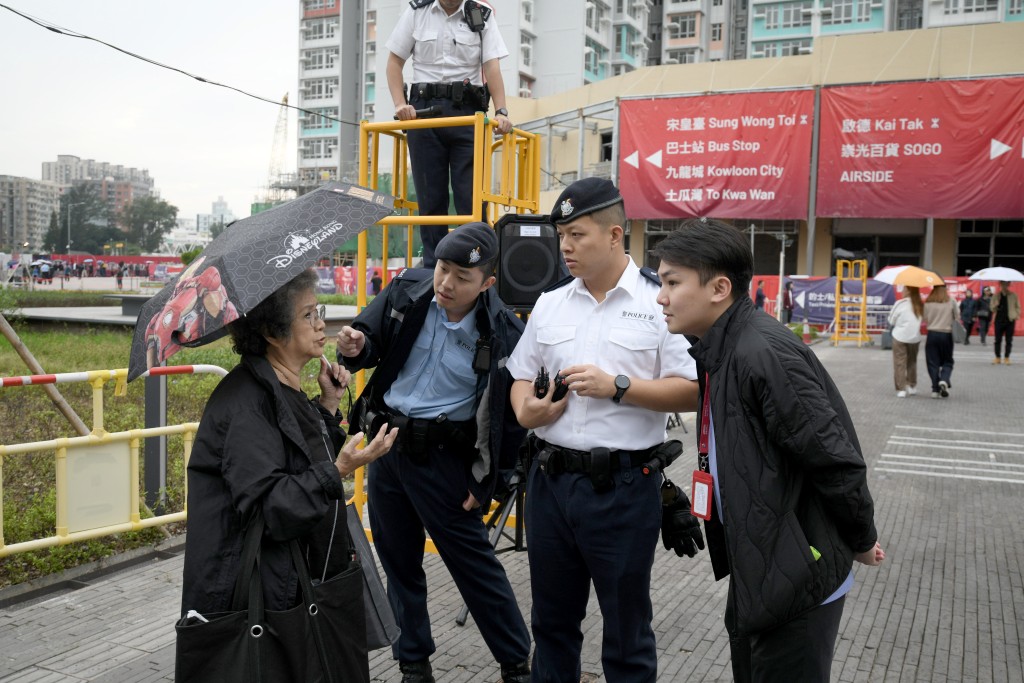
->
[0,2,359,129]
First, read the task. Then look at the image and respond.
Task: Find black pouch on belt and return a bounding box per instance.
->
[589,447,613,493]
[404,418,429,464]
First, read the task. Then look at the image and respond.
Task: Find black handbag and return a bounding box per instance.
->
[346,503,401,650]
[175,511,370,683]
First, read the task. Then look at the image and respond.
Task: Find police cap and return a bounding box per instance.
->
[549,177,624,224]
[434,221,498,268]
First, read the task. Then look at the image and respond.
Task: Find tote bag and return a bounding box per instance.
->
[175,511,370,683]
[347,503,401,650]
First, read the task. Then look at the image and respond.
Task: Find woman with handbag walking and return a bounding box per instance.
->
[888,286,923,398]
[923,284,959,399]
[176,269,399,683]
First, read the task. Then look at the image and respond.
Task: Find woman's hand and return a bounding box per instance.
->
[336,423,400,477]
[317,356,351,415]
[854,541,886,566]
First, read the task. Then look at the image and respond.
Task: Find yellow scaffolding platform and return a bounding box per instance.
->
[831,259,871,347]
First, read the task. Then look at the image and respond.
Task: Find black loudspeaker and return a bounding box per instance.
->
[495,213,566,310]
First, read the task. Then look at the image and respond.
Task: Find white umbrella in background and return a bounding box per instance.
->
[968,266,1024,282]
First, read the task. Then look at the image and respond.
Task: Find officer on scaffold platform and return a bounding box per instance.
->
[386,0,514,268]
[507,178,704,682]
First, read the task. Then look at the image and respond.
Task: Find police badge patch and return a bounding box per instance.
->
[469,246,481,263]
[560,199,574,217]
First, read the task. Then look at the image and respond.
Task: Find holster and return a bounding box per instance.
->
[589,447,613,493]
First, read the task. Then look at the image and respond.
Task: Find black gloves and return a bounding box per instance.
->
[661,478,705,558]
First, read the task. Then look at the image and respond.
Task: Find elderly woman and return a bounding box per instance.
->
[179,269,397,676]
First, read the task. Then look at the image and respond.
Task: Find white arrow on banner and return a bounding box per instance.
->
[624,150,639,169]
[646,150,663,168]
[990,138,1012,160]
[796,291,806,309]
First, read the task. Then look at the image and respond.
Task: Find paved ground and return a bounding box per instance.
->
[1,338,1022,682]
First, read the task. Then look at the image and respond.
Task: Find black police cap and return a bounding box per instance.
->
[550,177,624,224]
[434,222,498,268]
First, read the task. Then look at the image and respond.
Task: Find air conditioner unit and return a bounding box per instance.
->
[518,87,533,97]
[753,10,766,19]
[751,49,765,57]
[798,46,813,54]
[664,58,679,64]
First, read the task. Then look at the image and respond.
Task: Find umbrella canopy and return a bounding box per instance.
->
[968,266,1024,282]
[127,182,395,381]
[30,259,52,267]
[873,265,942,287]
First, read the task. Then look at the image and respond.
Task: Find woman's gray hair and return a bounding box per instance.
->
[228,269,319,356]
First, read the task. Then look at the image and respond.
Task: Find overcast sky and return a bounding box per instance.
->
[0,1,302,221]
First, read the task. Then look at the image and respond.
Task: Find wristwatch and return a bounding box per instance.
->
[494,107,509,117]
[612,374,630,403]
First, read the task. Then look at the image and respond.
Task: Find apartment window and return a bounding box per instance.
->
[303,18,337,41]
[518,77,534,98]
[303,0,336,10]
[823,0,855,24]
[366,41,376,54]
[304,78,337,100]
[366,10,376,22]
[713,0,723,5]
[782,2,812,28]
[670,14,697,38]
[667,49,698,63]
[944,0,998,13]
[523,0,533,22]
[711,23,723,41]
[303,107,338,130]
[521,32,534,67]
[761,39,811,57]
[1010,0,1023,13]
[301,139,337,160]
[303,48,337,70]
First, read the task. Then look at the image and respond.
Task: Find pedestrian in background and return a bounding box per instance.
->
[959,288,977,344]
[754,280,766,310]
[888,286,923,398]
[507,178,701,683]
[976,286,992,345]
[782,281,794,324]
[923,284,959,398]
[653,219,884,683]
[385,0,513,268]
[991,280,1020,365]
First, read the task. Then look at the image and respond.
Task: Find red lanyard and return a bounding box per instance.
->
[697,372,711,472]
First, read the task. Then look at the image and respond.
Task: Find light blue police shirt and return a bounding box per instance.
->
[384,297,479,422]
[707,402,853,605]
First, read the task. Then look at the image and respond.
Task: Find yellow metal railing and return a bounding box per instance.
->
[831,259,871,347]
[0,365,226,558]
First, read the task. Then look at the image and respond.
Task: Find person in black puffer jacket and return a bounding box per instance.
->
[653,219,886,683]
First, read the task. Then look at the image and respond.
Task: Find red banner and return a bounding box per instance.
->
[617,91,815,219]
[817,78,1024,218]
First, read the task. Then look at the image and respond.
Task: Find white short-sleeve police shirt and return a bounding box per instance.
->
[386,1,509,86]
[507,260,697,452]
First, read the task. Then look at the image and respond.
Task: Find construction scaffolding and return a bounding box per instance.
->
[831,259,871,347]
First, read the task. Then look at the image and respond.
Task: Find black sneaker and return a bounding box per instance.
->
[400,659,435,683]
[939,380,949,398]
[500,660,531,683]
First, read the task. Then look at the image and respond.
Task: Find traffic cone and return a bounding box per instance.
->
[802,319,812,345]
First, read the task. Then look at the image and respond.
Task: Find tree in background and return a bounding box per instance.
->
[120,196,178,253]
[209,220,227,240]
[49,184,116,254]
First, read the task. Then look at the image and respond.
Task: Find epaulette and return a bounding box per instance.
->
[409,0,431,9]
[542,275,574,293]
[393,267,432,281]
[640,266,661,287]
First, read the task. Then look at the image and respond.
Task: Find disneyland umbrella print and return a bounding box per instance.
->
[127,182,395,381]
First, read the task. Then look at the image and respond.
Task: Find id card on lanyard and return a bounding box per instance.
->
[692,372,714,521]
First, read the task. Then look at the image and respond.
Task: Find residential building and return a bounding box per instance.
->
[0,176,61,252]
[40,154,155,219]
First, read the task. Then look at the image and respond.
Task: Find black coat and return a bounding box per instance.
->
[340,268,526,504]
[689,297,878,637]
[180,354,348,615]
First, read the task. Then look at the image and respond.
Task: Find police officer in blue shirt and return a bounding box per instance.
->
[386,0,513,268]
[337,222,530,683]
[507,178,703,682]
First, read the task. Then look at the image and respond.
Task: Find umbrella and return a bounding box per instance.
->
[30,259,52,267]
[873,265,942,288]
[127,182,395,381]
[968,266,1024,282]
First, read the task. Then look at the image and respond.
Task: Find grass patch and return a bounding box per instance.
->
[5,289,115,308]
[0,323,356,588]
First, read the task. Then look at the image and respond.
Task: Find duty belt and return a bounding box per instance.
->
[369,407,476,461]
[531,437,656,476]
[410,81,488,105]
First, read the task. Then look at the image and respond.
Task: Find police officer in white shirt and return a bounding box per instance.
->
[507,178,703,683]
[386,0,513,268]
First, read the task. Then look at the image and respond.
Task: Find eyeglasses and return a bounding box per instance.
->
[302,304,327,328]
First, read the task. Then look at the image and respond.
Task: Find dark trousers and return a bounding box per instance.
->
[994,318,1015,359]
[406,97,479,268]
[961,318,974,343]
[367,442,530,665]
[727,596,846,683]
[525,459,661,683]
[978,316,990,343]
[925,330,954,392]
